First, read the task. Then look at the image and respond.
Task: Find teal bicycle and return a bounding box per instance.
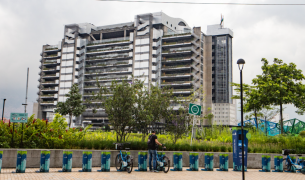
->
[156,145,170,173]
[114,143,133,173]
[282,149,305,174]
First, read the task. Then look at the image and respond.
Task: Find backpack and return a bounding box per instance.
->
[147,135,154,147]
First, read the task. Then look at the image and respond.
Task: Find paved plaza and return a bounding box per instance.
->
[0,167,304,180]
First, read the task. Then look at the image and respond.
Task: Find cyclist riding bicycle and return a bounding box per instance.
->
[147,130,165,172]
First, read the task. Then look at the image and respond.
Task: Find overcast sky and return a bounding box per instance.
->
[1,0,305,122]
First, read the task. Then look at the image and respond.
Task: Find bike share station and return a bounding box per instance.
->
[1,110,305,175]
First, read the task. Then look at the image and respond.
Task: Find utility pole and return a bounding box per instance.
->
[21,67,29,148]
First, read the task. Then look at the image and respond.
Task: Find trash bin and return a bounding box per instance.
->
[81,151,92,172]
[201,153,213,171]
[0,151,3,173]
[170,152,183,171]
[39,151,50,172]
[61,151,73,172]
[272,156,283,172]
[16,150,27,173]
[259,155,271,172]
[217,154,229,171]
[135,152,147,171]
[99,151,111,172]
[187,152,198,171]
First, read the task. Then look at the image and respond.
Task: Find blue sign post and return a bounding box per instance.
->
[10,113,28,123]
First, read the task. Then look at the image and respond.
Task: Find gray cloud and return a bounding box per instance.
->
[1,0,305,121]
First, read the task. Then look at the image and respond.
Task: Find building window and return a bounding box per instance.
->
[171,24,172,27]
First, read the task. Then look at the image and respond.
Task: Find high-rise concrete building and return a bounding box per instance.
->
[36,12,236,127]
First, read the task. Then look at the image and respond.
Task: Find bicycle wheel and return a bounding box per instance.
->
[163,156,170,173]
[127,158,133,173]
[115,154,122,171]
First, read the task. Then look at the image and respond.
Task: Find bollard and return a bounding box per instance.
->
[272,156,283,172]
[16,150,27,173]
[170,152,183,171]
[39,151,50,172]
[81,151,92,172]
[259,155,271,172]
[0,151,2,173]
[201,153,214,171]
[217,154,229,171]
[135,152,147,171]
[187,152,198,171]
[99,151,111,172]
[60,151,73,172]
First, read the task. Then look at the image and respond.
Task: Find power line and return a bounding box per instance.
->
[98,0,305,5]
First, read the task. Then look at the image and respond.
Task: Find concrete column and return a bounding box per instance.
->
[100,33,103,40]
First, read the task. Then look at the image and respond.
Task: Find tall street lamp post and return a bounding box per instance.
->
[237,58,245,180]
[2,98,6,122]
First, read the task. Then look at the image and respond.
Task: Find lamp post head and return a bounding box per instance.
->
[237,58,246,71]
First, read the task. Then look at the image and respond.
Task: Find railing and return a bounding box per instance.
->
[87,37,129,46]
[41,88,56,91]
[42,74,56,77]
[173,88,193,91]
[84,75,128,82]
[163,31,191,38]
[41,80,56,84]
[162,47,192,54]
[161,81,191,84]
[40,94,54,97]
[45,45,58,51]
[162,64,191,69]
[86,54,130,60]
[86,68,129,75]
[43,60,57,64]
[43,68,56,71]
[44,54,58,58]
[87,46,129,53]
[41,100,55,104]
[162,40,192,46]
[162,73,191,77]
[86,61,129,68]
[162,56,191,61]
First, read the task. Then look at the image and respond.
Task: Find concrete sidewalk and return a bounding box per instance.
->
[0,167,304,180]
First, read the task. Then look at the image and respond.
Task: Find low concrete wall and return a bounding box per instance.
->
[1,149,302,169]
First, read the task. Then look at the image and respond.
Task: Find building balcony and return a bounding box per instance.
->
[40,94,57,99]
[161,56,192,63]
[41,73,59,79]
[161,81,192,87]
[162,41,192,48]
[172,88,192,94]
[43,59,60,65]
[45,46,60,52]
[40,100,55,105]
[42,67,59,72]
[162,32,192,39]
[41,87,58,92]
[87,37,130,47]
[86,47,131,56]
[41,80,59,85]
[84,69,131,76]
[85,62,130,69]
[86,54,131,62]
[43,54,61,59]
[161,73,191,79]
[161,65,191,71]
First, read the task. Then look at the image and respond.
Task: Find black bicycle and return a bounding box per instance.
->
[114,143,133,173]
[156,145,170,173]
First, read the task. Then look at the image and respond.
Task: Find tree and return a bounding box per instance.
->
[103,79,142,142]
[231,82,264,128]
[165,107,191,144]
[55,84,86,128]
[133,84,173,141]
[252,58,305,134]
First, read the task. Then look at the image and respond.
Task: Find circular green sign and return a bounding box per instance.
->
[246,133,251,139]
[191,105,199,114]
